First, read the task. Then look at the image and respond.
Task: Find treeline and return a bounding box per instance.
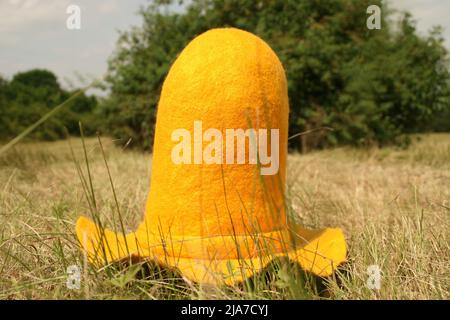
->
[0,69,99,140]
[1,0,449,150]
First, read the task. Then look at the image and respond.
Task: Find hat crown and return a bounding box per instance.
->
[139,28,289,239]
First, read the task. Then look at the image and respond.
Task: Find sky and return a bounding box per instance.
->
[0,0,449,94]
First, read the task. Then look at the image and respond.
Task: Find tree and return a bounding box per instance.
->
[101,0,450,150]
[0,75,10,138]
[8,69,63,107]
[0,69,99,140]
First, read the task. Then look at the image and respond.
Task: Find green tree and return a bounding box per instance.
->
[102,0,450,150]
[0,75,10,138]
[0,69,99,140]
[8,69,63,107]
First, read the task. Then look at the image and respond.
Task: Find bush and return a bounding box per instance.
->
[0,69,99,140]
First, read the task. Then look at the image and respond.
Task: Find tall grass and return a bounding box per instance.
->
[0,133,448,299]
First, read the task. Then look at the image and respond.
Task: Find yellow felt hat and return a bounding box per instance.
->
[76,28,347,285]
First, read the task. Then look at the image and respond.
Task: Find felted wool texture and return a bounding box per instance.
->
[76,28,347,285]
[144,27,288,238]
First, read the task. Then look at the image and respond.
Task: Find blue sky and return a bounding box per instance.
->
[0,0,448,92]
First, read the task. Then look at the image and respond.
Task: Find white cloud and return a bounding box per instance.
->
[0,0,71,34]
[0,0,144,90]
[0,0,448,93]
[388,0,450,43]
[97,1,119,14]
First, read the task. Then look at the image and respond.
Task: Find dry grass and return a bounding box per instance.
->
[0,134,448,299]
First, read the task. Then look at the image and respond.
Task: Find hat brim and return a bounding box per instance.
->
[76,216,346,285]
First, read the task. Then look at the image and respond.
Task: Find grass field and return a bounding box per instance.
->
[0,134,449,299]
